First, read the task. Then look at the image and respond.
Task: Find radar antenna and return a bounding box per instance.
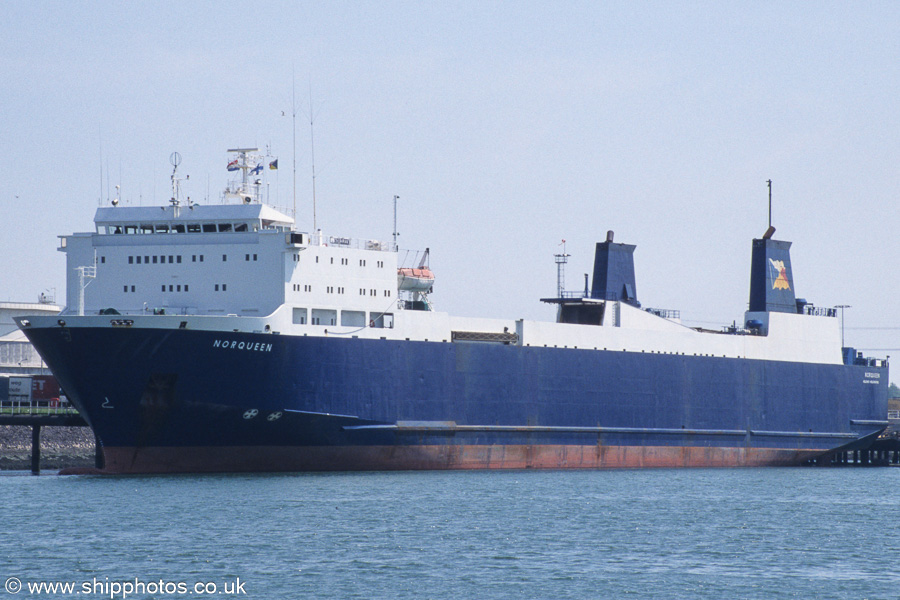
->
[170,152,185,208]
[554,240,570,298]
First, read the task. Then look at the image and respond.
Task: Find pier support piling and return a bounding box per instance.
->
[95,433,104,470]
[31,424,41,475]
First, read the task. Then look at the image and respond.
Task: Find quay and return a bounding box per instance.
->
[806,437,900,467]
[0,408,100,474]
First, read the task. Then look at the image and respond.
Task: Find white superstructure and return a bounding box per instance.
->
[52,148,855,367]
[61,149,408,328]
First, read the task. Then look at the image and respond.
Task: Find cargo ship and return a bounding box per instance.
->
[16,148,889,473]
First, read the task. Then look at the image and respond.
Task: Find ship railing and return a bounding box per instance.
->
[309,233,397,252]
[644,307,681,320]
[557,291,619,300]
[857,357,889,368]
[0,401,79,416]
[71,307,200,317]
[802,305,837,317]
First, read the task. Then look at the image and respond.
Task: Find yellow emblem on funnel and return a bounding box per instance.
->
[768,259,791,290]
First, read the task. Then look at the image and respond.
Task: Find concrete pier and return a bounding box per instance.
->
[0,412,90,474]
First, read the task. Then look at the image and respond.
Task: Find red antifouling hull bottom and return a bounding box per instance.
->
[60,443,826,475]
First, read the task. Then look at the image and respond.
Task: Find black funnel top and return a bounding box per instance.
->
[591,240,640,307]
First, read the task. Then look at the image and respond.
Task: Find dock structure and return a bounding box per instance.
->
[0,410,97,474]
[807,438,900,467]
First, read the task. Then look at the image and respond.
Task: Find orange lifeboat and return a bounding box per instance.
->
[397,267,435,292]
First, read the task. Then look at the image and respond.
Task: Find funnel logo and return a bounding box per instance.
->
[768,259,791,291]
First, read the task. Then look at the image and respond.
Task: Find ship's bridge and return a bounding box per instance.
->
[93,203,294,235]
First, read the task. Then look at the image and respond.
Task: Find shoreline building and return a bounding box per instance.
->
[1,299,61,376]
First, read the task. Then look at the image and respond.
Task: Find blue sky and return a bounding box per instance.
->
[2,1,898,354]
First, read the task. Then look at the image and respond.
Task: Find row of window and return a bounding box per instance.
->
[122,284,226,293]
[101,222,257,235]
[359,288,391,297]
[288,285,391,297]
[289,254,388,267]
[313,256,384,268]
[129,255,184,264]
[126,254,258,265]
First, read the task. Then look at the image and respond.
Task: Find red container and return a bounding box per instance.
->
[31,375,61,400]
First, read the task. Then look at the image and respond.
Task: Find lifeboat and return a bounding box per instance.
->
[397,267,435,292]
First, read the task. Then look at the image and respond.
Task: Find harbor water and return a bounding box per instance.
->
[2,467,899,599]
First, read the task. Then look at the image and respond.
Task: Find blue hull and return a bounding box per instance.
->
[22,325,888,473]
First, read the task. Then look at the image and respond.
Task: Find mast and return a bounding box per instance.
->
[225,148,261,204]
[170,152,182,207]
[292,71,297,220]
[554,240,570,298]
[309,84,318,232]
[393,195,399,247]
